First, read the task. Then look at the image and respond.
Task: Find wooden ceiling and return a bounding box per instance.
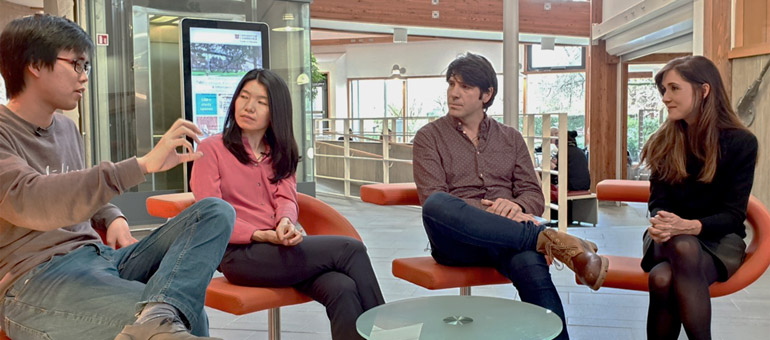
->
[310,0,591,37]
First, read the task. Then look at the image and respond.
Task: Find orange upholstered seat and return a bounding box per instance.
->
[360,183,509,295]
[359,183,420,206]
[392,257,510,290]
[595,179,651,202]
[145,192,361,340]
[583,179,770,297]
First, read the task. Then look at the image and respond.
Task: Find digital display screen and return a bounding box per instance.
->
[181,19,269,139]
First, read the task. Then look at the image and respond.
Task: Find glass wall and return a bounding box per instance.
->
[83,0,313,193]
[348,74,522,143]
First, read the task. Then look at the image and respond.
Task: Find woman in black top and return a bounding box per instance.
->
[640,56,757,340]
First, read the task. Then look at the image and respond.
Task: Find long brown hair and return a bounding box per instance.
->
[641,56,747,184]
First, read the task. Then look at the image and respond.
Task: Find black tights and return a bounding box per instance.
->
[647,235,719,340]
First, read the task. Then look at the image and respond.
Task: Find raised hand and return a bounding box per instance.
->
[137,119,203,174]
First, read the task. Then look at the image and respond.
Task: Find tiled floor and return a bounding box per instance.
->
[203,195,770,340]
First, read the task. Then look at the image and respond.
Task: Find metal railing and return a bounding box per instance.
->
[312,117,423,197]
[312,115,506,198]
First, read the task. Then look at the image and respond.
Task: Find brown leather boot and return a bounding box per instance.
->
[536,228,608,290]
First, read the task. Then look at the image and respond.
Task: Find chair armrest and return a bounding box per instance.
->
[360,183,420,206]
[146,193,196,218]
[596,180,650,202]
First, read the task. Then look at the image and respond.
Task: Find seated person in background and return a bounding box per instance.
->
[0,14,235,340]
[549,130,591,223]
[191,69,384,340]
[640,56,756,339]
[413,52,610,340]
[338,128,354,141]
[550,130,591,200]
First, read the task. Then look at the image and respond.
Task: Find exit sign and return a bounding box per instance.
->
[96,34,109,46]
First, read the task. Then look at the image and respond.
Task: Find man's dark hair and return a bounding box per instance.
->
[445,52,498,110]
[0,14,93,99]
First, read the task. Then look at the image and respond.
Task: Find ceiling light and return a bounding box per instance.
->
[272,12,304,32]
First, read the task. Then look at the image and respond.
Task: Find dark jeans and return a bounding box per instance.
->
[219,235,385,340]
[422,192,568,340]
[1,198,235,340]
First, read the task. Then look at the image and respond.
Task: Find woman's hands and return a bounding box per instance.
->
[251,217,303,246]
[648,210,702,243]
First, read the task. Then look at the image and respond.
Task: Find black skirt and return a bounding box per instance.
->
[641,231,747,282]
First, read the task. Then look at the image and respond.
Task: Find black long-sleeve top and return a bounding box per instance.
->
[648,128,757,240]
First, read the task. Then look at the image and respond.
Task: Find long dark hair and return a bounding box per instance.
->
[222,69,299,183]
[641,56,748,184]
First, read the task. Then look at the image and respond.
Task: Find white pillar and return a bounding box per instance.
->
[503,0,519,128]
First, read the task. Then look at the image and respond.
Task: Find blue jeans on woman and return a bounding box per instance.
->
[421,192,568,340]
[1,198,235,340]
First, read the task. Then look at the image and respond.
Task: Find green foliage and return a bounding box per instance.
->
[310,53,326,84]
[627,80,665,162]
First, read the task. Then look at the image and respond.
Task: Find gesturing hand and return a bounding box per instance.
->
[481,198,523,220]
[137,119,203,174]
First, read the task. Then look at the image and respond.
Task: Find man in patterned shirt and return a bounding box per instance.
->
[412,53,608,340]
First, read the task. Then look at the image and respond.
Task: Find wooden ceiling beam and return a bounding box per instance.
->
[310,0,590,37]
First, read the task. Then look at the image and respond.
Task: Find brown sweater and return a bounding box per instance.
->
[0,105,146,296]
[412,115,544,215]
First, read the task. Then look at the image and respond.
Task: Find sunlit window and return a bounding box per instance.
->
[527,45,586,72]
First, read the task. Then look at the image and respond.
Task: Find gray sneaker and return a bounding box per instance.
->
[114,317,222,340]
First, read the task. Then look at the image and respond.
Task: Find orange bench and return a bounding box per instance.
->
[584,179,770,297]
[147,192,361,340]
[360,183,513,295]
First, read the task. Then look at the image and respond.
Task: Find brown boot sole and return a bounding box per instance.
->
[588,255,609,291]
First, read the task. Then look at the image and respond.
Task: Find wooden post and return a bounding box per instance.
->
[587,0,619,189]
[703,0,732,96]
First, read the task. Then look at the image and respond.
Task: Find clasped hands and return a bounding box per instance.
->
[251,217,304,246]
[648,210,702,243]
[480,198,542,225]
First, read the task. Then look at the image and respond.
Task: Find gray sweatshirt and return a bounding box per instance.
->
[0,105,146,296]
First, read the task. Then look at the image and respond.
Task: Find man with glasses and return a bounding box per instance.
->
[0,14,235,340]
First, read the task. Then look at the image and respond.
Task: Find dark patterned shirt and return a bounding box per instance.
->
[413,114,544,215]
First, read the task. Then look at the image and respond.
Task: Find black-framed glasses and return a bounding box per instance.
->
[56,57,91,75]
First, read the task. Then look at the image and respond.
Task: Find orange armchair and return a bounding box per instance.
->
[146,192,360,340]
[588,179,770,297]
[360,183,512,295]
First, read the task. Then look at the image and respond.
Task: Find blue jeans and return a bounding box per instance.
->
[1,198,235,340]
[422,192,568,340]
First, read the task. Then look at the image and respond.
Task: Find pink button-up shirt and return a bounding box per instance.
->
[190,134,298,244]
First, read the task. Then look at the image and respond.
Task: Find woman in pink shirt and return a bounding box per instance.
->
[191,69,384,339]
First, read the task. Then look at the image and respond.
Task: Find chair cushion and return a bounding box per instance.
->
[575,255,649,292]
[392,257,510,290]
[360,183,420,206]
[146,193,196,218]
[205,277,312,315]
[595,180,650,202]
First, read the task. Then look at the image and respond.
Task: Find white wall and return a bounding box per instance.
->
[603,0,644,21]
[316,52,347,119]
[313,39,506,118]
